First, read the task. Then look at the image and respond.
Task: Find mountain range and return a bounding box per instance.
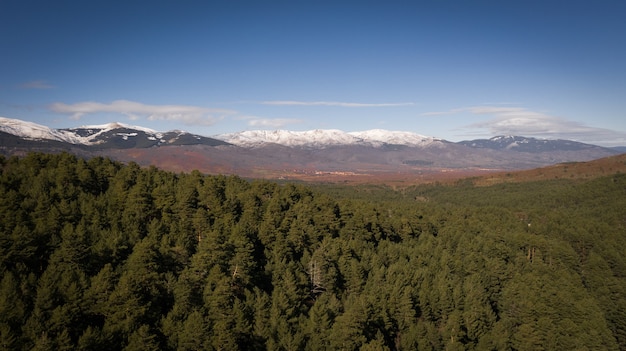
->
[1,117,621,182]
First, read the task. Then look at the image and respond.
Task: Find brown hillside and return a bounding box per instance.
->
[473,153,626,186]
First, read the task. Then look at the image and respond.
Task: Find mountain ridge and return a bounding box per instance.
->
[1,117,621,182]
[458,135,606,152]
[0,117,229,149]
[2,117,618,152]
[215,128,441,148]
[1,117,444,149]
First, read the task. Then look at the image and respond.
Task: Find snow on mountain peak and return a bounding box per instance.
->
[65,122,166,145]
[0,117,163,145]
[348,129,436,147]
[216,128,437,148]
[216,129,361,147]
[0,117,84,144]
[78,122,158,134]
[1,117,438,149]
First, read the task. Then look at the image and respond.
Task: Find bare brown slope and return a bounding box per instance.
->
[473,153,626,186]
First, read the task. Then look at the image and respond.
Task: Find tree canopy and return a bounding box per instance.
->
[1,152,625,350]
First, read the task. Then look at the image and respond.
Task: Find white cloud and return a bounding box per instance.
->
[464,107,588,135]
[263,100,415,107]
[49,100,234,126]
[425,106,626,146]
[19,80,55,89]
[247,118,303,128]
[421,108,465,116]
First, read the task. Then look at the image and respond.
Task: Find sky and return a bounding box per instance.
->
[1,0,626,146]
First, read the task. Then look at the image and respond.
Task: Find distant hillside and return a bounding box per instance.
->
[458,135,609,152]
[612,146,626,153]
[472,152,626,186]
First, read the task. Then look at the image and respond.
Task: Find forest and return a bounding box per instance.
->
[1,152,625,350]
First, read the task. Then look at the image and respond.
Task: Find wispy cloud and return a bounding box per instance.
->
[461,106,591,135]
[238,116,304,129]
[421,108,466,117]
[263,100,415,107]
[421,106,539,117]
[49,100,235,126]
[425,106,626,146]
[19,80,55,89]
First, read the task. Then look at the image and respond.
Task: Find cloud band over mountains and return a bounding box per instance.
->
[49,99,414,130]
[425,106,626,146]
[48,100,625,147]
[50,100,234,126]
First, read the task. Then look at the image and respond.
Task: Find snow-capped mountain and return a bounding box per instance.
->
[1,117,441,149]
[62,122,160,144]
[0,117,86,144]
[215,129,440,148]
[458,135,603,153]
[1,117,618,154]
[1,117,621,176]
[348,129,439,147]
[215,129,358,148]
[0,117,158,145]
[0,117,228,148]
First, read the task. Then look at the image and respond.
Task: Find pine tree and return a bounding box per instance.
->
[177,310,209,351]
[124,325,160,351]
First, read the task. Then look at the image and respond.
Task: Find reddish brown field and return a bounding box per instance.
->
[106,147,626,187]
[246,168,501,186]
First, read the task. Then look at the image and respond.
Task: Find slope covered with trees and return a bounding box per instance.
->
[1,153,625,350]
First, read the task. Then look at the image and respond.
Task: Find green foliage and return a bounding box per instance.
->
[1,152,625,349]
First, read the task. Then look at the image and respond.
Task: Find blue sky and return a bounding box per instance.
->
[1,0,626,146]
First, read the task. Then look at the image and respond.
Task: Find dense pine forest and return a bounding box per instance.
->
[1,152,625,350]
